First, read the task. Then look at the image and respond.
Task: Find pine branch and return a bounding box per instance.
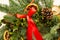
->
[0,25,7,40]
[50,23,60,35]
[43,33,53,40]
[0,0,57,40]
[0,4,9,13]
[3,15,17,24]
[9,0,27,14]
[40,0,53,8]
[46,0,53,8]
[43,23,60,40]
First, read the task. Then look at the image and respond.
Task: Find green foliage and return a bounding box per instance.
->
[4,15,16,24]
[0,26,7,40]
[0,0,60,40]
[39,0,53,8]
[43,23,60,40]
[0,4,9,13]
[9,0,26,14]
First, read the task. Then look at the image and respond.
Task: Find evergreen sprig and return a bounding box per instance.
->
[0,4,9,13]
[0,0,60,40]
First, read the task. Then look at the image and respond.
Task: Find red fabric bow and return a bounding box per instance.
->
[16,7,43,40]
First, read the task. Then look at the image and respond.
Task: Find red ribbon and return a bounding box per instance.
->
[16,7,43,40]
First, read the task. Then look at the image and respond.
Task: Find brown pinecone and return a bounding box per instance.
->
[41,8,53,20]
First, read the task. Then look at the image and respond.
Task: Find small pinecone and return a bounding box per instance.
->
[41,8,53,20]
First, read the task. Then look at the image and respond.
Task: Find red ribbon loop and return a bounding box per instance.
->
[16,7,43,40]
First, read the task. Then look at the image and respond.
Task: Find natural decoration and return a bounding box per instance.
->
[16,3,43,40]
[0,0,60,40]
[41,8,53,20]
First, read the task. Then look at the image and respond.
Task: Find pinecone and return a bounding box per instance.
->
[41,8,53,20]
